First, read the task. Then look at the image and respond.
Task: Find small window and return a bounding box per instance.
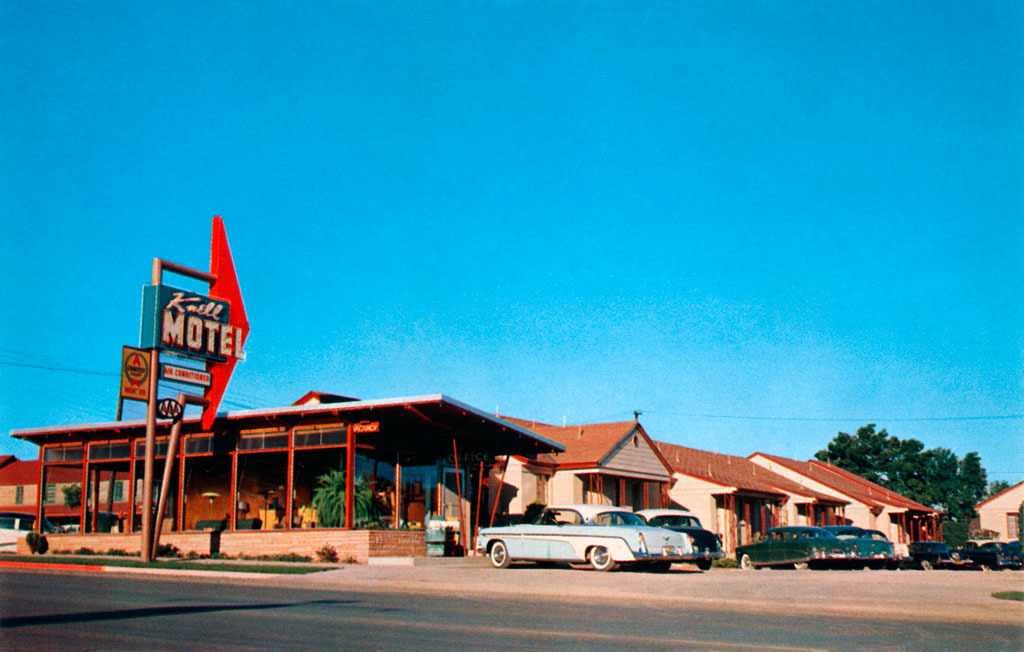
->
[113,481,124,502]
[15,485,24,504]
[43,484,56,504]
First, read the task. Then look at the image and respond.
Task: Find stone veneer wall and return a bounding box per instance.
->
[18,529,426,563]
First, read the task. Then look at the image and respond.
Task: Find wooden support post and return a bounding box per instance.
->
[488,456,509,528]
[451,439,466,556]
[345,423,354,529]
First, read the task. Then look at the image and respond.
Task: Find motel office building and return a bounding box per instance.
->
[11,393,562,560]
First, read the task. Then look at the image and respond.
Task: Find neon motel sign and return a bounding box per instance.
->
[140,285,246,362]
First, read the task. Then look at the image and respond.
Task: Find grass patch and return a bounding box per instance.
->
[992,591,1023,602]
[0,554,329,575]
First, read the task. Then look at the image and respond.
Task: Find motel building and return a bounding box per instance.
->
[10,392,563,561]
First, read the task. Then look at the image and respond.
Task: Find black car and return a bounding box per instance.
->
[968,540,1022,570]
[997,540,1022,570]
[957,541,1002,570]
[636,509,724,571]
[905,541,971,570]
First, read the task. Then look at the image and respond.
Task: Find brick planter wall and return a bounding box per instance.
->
[24,529,426,563]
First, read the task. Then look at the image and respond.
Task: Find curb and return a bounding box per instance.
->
[0,560,280,579]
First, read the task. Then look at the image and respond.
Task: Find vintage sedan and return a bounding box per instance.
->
[822,525,898,569]
[736,526,856,570]
[906,541,971,570]
[476,504,694,571]
[636,508,724,571]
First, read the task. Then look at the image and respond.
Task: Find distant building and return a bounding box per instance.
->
[747,453,940,549]
[974,480,1024,541]
[487,418,675,522]
[655,442,846,553]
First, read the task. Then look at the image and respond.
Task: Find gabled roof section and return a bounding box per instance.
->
[974,479,1024,510]
[0,455,16,470]
[502,417,638,467]
[292,391,360,406]
[657,441,841,502]
[751,453,935,513]
[502,417,673,476]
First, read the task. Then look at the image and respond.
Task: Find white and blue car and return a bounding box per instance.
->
[476,504,694,571]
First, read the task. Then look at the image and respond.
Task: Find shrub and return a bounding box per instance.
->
[316,544,339,564]
[74,547,96,555]
[712,557,739,569]
[25,532,48,554]
[155,543,180,558]
[105,549,132,557]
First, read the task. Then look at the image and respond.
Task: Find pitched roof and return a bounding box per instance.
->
[751,452,935,513]
[655,441,841,502]
[974,479,1024,509]
[502,417,664,470]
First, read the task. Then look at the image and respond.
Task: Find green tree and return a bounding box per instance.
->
[815,425,988,547]
[985,480,1011,498]
[62,484,82,509]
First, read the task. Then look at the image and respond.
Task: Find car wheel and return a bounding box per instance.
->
[920,559,933,571]
[489,541,512,569]
[697,559,713,572]
[740,553,754,570]
[588,545,617,571]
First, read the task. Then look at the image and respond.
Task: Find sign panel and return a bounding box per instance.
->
[140,284,244,363]
[119,346,152,402]
[203,216,250,430]
[157,398,183,421]
[352,421,380,434]
[161,363,212,388]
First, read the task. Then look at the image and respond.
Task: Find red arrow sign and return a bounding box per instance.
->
[203,216,249,430]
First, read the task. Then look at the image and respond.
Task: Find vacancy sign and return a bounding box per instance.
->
[120,346,152,401]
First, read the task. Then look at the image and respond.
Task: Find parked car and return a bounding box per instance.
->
[963,541,1022,571]
[735,526,856,570]
[0,512,54,551]
[905,541,972,570]
[476,504,694,571]
[995,540,1022,570]
[821,526,899,569]
[957,541,1002,570]
[636,508,724,571]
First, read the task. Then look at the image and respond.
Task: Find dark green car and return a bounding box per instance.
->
[822,526,898,569]
[736,526,856,570]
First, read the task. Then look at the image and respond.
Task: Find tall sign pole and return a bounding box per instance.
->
[138,217,248,562]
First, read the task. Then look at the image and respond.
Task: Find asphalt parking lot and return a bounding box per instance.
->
[270,559,1024,627]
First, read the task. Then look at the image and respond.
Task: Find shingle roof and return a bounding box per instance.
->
[502,417,642,467]
[655,441,842,502]
[751,453,935,513]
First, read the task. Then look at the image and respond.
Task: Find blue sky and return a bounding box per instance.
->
[2,2,1021,483]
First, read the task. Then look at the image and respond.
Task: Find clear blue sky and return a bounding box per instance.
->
[2,2,1021,483]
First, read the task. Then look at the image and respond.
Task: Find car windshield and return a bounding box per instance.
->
[648,514,701,528]
[830,528,863,540]
[866,531,889,541]
[592,511,646,526]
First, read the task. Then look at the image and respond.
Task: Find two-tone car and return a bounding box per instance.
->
[821,525,899,569]
[636,508,724,571]
[735,526,856,570]
[476,504,694,571]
